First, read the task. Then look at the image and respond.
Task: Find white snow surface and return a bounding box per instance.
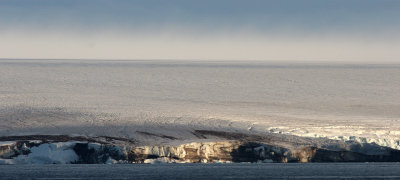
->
[0,60,399,148]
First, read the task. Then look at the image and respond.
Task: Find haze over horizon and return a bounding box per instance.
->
[1,0,399,62]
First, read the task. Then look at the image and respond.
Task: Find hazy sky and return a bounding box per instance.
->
[1,0,399,62]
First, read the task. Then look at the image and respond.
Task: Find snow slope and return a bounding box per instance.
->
[0,60,399,148]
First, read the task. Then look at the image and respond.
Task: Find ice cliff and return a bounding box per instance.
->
[1,131,400,164]
[267,127,400,150]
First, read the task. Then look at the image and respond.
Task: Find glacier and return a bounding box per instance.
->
[0,60,399,163]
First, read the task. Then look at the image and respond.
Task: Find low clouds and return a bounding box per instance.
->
[0,0,399,62]
[1,30,398,62]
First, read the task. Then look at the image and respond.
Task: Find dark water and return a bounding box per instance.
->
[1,163,400,180]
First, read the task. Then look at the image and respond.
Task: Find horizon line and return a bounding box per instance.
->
[1,58,399,65]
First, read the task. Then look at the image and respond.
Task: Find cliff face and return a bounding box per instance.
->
[131,141,242,163]
[1,132,400,164]
[130,141,400,163]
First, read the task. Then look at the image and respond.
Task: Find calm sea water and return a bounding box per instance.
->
[1,163,400,179]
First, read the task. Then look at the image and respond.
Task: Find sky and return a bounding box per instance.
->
[0,0,399,62]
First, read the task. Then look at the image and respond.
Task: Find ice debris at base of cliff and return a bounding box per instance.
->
[0,141,78,164]
[0,141,127,164]
[0,141,87,164]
